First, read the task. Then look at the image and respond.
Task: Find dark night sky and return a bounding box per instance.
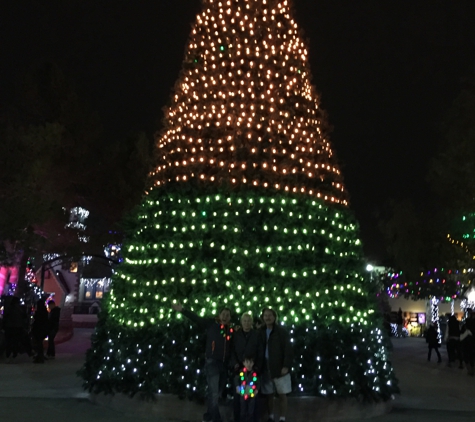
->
[2,0,475,261]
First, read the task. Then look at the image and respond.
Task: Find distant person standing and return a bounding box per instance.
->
[445,315,462,368]
[3,296,24,362]
[31,299,49,363]
[46,301,61,359]
[396,308,404,338]
[426,324,442,363]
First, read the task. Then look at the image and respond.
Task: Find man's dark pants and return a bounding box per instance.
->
[203,358,227,422]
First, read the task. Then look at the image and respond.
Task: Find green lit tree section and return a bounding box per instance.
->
[80,0,398,402]
[81,185,397,400]
[112,190,368,325]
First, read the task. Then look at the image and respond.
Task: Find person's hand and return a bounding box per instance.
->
[171,302,183,312]
[281,367,289,375]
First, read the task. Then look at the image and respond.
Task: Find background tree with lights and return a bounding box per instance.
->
[379,77,475,332]
[0,62,153,297]
[80,0,398,401]
[378,199,473,341]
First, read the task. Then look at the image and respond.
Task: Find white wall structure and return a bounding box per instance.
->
[388,297,463,315]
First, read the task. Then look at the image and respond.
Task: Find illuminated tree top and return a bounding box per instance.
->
[150,0,348,206]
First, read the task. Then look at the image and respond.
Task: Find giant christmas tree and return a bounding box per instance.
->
[80,0,398,401]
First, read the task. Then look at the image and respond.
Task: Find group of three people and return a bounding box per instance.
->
[445,311,475,374]
[172,303,293,422]
[3,296,60,363]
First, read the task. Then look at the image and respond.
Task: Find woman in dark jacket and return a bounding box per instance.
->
[259,308,293,422]
[31,298,49,363]
[232,313,263,370]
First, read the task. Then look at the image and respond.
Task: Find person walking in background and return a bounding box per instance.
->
[426,323,442,363]
[259,308,293,422]
[172,302,233,422]
[46,301,61,359]
[31,298,49,363]
[3,296,24,363]
[396,308,404,338]
[445,315,463,368]
[232,313,263,422]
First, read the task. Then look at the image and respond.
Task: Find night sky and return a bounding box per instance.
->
[2,0,474,261]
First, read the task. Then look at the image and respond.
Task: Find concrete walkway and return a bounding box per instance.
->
[0,328,90,399]
[0,330,474,422]
[389,337,475,413]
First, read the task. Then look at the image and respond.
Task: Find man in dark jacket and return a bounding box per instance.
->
[232,313,263,422]
[259,308,293,422]
[46,301,61,358]
[172,302,233,422]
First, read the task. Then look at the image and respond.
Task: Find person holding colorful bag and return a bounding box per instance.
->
[259,308,293,422]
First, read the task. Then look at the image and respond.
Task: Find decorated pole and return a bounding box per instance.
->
[430,297,442,344]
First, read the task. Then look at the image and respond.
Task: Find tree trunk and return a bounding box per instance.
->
[14,247,30,298]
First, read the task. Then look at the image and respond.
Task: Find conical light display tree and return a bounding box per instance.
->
[80,0,398,401]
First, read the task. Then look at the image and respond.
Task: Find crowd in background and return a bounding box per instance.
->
[0,296,61,363]
[392,307,475,376]
[442,311,475,375]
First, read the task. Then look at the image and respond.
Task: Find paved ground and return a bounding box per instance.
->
[0,329,474,422]
[353,337,475,422]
